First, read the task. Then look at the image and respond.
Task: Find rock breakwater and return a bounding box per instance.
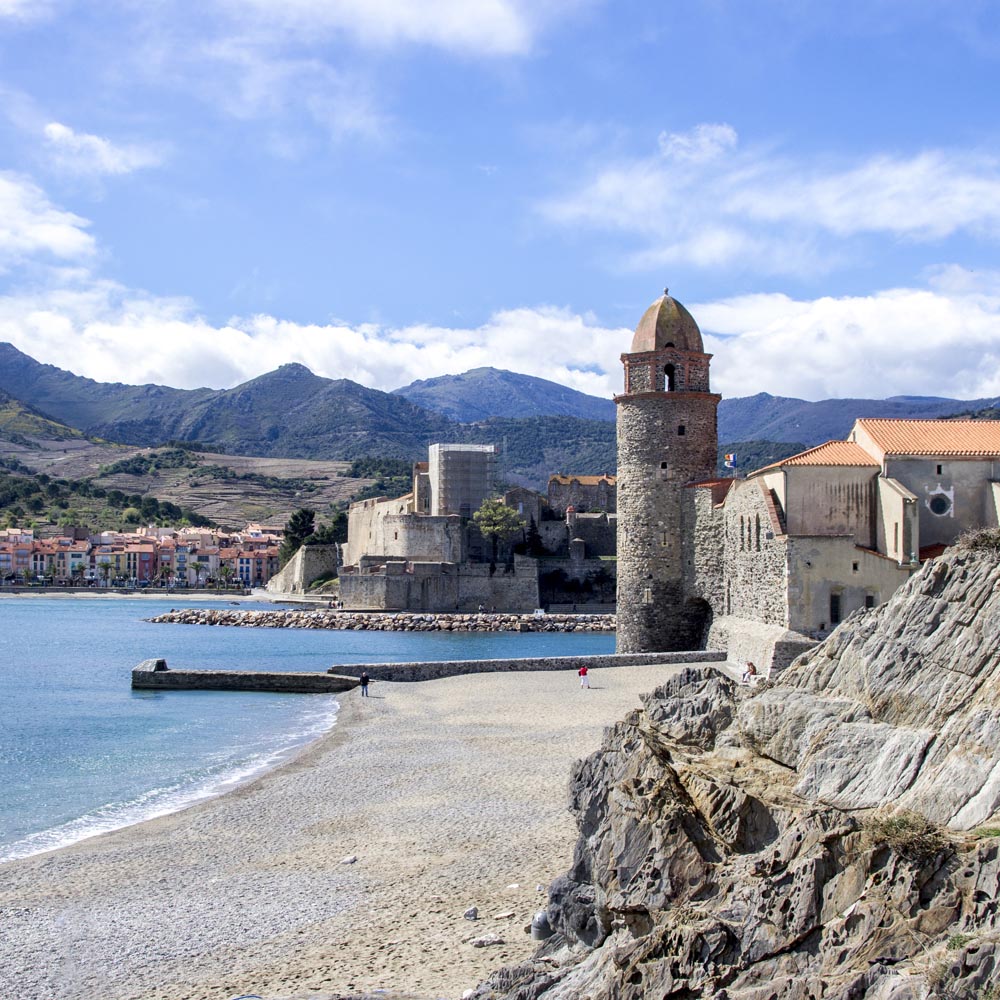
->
[146,609,616,633]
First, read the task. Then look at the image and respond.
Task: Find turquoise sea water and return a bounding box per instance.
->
[0,597,614,862]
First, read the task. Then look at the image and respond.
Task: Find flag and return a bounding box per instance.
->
[724,453,737,469]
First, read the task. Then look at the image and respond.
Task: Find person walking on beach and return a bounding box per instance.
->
[360,671,370,697]
[578,665,589,689]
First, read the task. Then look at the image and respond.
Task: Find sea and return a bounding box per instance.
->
[0,596,614,864]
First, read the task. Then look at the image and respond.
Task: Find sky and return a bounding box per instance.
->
[1,0,1000,403]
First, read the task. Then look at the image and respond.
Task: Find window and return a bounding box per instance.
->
[936,464,943,475]
[865,594,876,609]
[642,587,653,604]
[830,593,842,625]
[677,425,686,436]
[893,522,899,552]
[664,363,676,391]
[739,515,745,551]
[852,561,859,573]
[755,513,761,551]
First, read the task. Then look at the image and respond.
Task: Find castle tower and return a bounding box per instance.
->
[616,292,721,652]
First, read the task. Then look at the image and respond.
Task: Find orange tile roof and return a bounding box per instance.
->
[756,441,880,471]
[856,418,1000,457]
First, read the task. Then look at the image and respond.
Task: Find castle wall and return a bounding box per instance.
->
[682,484,725,615]
[547,477,616,515]
[265,543,340,595]
[340,557,539,612]
[345,495,463,567]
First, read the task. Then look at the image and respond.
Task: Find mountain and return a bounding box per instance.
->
[0,388,85,444]
[393,365,1000,447]
[0,346,457,460]
[394,367,617,422]
[718,391,1000,445]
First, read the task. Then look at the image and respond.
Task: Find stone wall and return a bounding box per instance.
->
[705,616,816,675]
[131,658,358,693]
[616,390,720,653]
[265,544,340,595]
[344,495,464,568]
[334,649,725,683]
[719,478,789,627]
[547,477,616,515]
[340,557,540,612]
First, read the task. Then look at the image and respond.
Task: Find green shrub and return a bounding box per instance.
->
[863,809,948,863]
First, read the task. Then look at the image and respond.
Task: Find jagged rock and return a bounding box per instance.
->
[473,545,1000,1000]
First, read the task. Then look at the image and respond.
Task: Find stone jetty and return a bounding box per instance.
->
[146,609,616,633]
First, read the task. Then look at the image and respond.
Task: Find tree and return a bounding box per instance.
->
[98,560,112,587]
[218,564,234,590]
[71,563,85,587]
[472,498,525,567]
[524,516,545,557]
[280,508,316,565]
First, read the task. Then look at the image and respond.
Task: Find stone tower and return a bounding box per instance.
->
[616,292,721,653]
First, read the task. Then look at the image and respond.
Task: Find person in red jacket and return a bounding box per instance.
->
[578,665,589,689]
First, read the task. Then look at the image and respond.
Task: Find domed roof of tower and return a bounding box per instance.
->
[630,292,703,354]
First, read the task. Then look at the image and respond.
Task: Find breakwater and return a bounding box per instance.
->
[131,658,360,693]
[331,650,726,683]
[146,609,616,633]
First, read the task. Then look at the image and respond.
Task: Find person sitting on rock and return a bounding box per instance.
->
[741,661,758,684]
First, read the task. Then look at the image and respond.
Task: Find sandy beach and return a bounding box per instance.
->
[0,661,696,1000]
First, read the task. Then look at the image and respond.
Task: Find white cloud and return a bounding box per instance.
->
[541,124,1000,275]
[3,268,1000,406]
[0,172,95,270]
[219,0,560,57]
[0,0,54,21]
[42,122,166,176]
[699,284,1000,401]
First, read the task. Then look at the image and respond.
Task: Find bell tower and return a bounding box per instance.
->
[615,291,720,653]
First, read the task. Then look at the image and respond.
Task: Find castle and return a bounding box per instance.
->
[616,291,1000,669]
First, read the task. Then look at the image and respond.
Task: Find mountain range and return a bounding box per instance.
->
[1,342,997,485]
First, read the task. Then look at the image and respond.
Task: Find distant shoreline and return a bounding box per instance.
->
[0,587,273,601]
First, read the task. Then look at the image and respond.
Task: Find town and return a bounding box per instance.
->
[0,522,282,589]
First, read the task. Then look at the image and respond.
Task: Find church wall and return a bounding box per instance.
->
[720,478,789,628]
[885,458,1000,548]
[682,484,725,615]
[876,477,918,563]
[783,466,877,544]
[785,537,912,637]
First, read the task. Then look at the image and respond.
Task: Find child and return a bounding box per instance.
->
[578,665,590,689]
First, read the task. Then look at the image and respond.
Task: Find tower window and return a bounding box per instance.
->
[936,464,943,475]
[677,425,685,436]
[660,461,668,468]
[642,587,653,604]
[664,363,676,392]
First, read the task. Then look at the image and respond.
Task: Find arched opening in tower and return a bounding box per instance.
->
[664,363,676,392]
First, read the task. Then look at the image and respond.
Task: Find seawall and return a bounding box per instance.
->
[330,649,726,682]
[131,658,360,693]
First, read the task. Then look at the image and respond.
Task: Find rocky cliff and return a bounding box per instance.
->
[476,536,1000,1000]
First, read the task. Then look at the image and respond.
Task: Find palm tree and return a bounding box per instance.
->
[218,564,234,590]
[194,563,207,589]
[71,563,85,587]
[98,559,112,587]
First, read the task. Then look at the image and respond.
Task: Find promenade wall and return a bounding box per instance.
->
[332,649,725,683]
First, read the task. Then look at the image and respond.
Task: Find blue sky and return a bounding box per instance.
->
[1,0,999,402]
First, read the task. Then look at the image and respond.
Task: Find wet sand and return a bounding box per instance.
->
[0,662,690,1000]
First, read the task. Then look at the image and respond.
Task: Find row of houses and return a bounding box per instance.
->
[0,523,283,588]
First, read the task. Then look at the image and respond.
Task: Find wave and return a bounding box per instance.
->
[0,697,340,865]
